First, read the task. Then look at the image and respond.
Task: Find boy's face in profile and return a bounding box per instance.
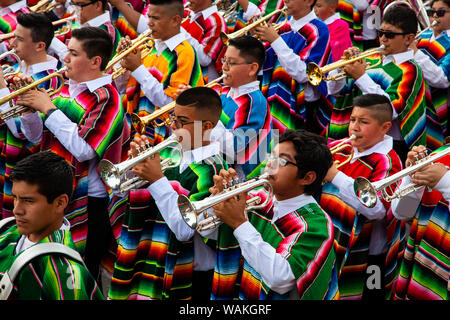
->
[314,0,335,21]
[12,181,61,243]
[348,106,391,153]
[222,46,256,88]
[64,37,95,82]
[147,4,179,41]
[378,22,414,56]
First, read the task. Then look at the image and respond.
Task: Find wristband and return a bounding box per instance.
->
[45,108,57,121]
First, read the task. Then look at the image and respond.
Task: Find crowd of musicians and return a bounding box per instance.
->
[0,0,447,301]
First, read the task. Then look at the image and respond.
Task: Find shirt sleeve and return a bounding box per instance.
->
[131,65,174,107]
[434,170,450,202]
[137,14,150,34]
[242,2,262,20]
[413,50,450,88]
[233,221,297,294]
[270,37,308,83]
[390,175,424,220]
[18,112,43,143]
[181,27,213,67]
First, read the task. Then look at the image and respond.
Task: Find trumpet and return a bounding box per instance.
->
[0,67,66,121]
[0,49,21,78]
[384,0,431,31]
[306,45,385,86]
[220,6,288,45]
[104,29,154,77]
[330,135,356,168]
[415,20,438,40]
[354,146,450,208]
[98,134,183,194]
[130,74,226,134]
[179,172,273,232]
[29,0,58,13]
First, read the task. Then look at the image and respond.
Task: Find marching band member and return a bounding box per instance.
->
[108,87,228,300]
[0,12,62,219]
[391,143,450,300]
[14,26,130,292]
[118,0,204,146]
[209,130,337,300]
[327,5,443,164]
[321,94,404,299]
[412,0,450,138]
[252,0,333,137]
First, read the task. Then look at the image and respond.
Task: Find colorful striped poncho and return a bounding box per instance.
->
[261,20,332,135]
[212,189,337,300]
[108,152,228,300]
[111,4,150,40]
[417,30,450,137]
[393,144,450,300]
[218,86,273,178]
[319,138,405,299]
[40,83,128,256]
[0,6,30,34]
[123,40,204,145]
[0,225,104,300]
[181,9,227,78]
[327,54,444,151]
[336,0,386,49]
[0,69,62,219]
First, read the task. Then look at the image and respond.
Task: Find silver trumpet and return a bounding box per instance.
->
[0,49,21,78]
[179,172,273,232]
[98,134,183,194]
[354,146,450,208]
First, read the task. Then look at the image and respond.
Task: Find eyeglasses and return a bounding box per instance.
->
[266,154,296,167]
[377,29,410,39]
[70,0,99,8]
[427,9,450,17]
[221,58,251,68]
[169,115,197,129]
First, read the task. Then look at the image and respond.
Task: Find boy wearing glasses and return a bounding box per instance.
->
[412,0,450,138]
[207,129,337,300]
[320,94,404,300]
[251,0,333,137]
[108,87,228,300]
[116,0,204,146]
[327,5,443,164]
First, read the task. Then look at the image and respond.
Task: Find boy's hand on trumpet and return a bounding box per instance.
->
[14,74,55,115]
[118,36,142,72]
[130,134,165,184]
[253,23,279,43]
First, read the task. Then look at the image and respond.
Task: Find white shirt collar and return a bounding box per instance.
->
[155,32,186,55]
[289,10,318,33]
[190,5,218,22]
[8,0,26,12]
[272,193,317,223]
[85,11,111,27]
[68,74,112,99]
[22,55,59,76]
[383,49,414,66]
[324,13,340,25]
[179,141,221,173]
[226,80,260,99]
[350,134,393,163]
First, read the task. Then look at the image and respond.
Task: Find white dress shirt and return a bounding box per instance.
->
[130,32,187,107]
[331,135,394,255]
[270,11,322,102]
[0,0,26,16]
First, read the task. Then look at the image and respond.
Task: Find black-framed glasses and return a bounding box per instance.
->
[169,115,197,129]
[266,154,296,167]
[427,9,450,17]
[70,0,99,8]
[221,58,251,68]
[377,29,409,39]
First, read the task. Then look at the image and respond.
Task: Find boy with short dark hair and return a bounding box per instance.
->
[0,151,104,300]
[320,94,404,299]
[208,129,337,300]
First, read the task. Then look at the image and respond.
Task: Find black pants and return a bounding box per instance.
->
[362,253,386,300]
[85,196,113,283]
[192,270,214,300]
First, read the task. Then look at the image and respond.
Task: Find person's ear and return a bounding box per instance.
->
[90,55,102,70]
[248,62,259,78]
[299,170,317,188]
[202,120,215,131]
[53,194,69,212]
[381,121,392,134]
[35,41,46,53]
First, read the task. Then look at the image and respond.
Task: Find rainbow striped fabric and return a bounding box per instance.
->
[219,86,273,178]
[181,10,227,77]
[327,54,444,151]
[0,225,104,300]
[261,20,332,134]
[393,144,449,300]
[417,30,450,137]
[108,153,228,300]
[212,189,337,300]
[123,40,204,145]
[0,7,30,34]
[0,70,62,220]
[320,138,405,299]
[40,83,128,255]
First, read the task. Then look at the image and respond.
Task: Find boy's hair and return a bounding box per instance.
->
[149,0,184,18]
[10,151,74,203]
[322,0,338,7]
[228,36,266,72]
[383,5,418,34]
[71,26,113,71]
[353,94,393,124]
[17,12,54,50]
[431,0,450,7]
[176,87,222,126]
[279,130,333,195]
